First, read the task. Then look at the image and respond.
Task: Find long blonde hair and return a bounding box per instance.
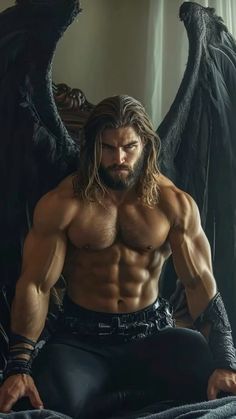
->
[74,95,161,207]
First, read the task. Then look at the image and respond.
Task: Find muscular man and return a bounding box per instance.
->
[0,95,236,418]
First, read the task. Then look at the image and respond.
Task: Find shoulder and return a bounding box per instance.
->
[157,174,201,232]
[33,173,79,233]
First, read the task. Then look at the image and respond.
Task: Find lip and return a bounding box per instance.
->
[112,169,129,173]
[111,167,129,171]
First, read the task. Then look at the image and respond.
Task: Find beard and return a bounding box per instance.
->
[98,154,145,190]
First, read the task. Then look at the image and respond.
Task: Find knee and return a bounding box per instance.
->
[176,328,211,357]
[171,328,214,383]
[32,342,109,418]
[161,327,209,352]
[153,328,212,401]
[155,327,214,378]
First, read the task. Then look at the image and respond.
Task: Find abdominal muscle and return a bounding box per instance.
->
[63,242,167,313]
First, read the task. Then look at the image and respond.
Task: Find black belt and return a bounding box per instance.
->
[58,295,175,343]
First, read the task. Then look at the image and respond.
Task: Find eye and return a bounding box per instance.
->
[102,144,113,150]
[124,144,137,150]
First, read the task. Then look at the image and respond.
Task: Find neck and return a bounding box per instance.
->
[105,186,137,205]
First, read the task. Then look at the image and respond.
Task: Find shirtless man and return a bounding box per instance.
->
[0,95,236,417]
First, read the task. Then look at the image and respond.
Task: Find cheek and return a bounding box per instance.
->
[131,147,143,163]
[100,151,111,166]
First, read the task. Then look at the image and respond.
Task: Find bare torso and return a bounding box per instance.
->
[60,174,175,313]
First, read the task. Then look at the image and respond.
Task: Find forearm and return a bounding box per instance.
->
[183,273,216,324]
[3,278,50,379]
[184,277,220,339]
[11,277,50,341]
[0,278,47,410]
[175,265,236,370]
[187,287,236,371]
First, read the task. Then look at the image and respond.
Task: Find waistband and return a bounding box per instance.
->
[60,294,174,336]
[62,295,166,323]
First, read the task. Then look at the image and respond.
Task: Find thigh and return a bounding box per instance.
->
[31,340,111,418]
[123,327,213,401]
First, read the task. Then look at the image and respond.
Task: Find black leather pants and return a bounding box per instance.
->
[30,297,213,418]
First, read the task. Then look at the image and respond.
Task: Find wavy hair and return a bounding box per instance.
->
[74,95,161,207]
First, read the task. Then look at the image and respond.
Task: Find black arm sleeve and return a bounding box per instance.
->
[194,292,236,371]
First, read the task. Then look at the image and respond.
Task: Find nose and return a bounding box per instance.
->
[113,148,126,165]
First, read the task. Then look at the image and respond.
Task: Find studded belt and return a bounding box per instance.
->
[58,295,175,343]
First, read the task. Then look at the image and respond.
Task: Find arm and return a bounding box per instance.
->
[12,214,67,340]
[169,192,216,321]
[0,191,68,412]
[169,191,236,399]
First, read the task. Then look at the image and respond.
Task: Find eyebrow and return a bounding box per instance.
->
[101,141,139,148]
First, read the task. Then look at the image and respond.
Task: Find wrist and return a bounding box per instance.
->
[4,333,37,381]
[194,293,236,372]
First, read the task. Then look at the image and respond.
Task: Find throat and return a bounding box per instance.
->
[105,189,133,206]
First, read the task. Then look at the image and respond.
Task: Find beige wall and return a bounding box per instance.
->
[53,0,151,106]
[0,0,14,10]
[0,0,13,8]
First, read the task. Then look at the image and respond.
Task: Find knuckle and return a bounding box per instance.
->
[27,387,38,398]
[27,388,35,396]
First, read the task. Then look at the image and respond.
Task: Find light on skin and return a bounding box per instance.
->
[99,126,145,195]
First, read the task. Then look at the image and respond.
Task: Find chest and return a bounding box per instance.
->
[67,202,170,252]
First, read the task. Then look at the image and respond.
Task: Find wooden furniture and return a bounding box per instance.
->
[53,82,95,137]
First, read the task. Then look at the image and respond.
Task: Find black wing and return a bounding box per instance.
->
[0,0,81,359]
[158,2,236,339]
[0,0,81,285]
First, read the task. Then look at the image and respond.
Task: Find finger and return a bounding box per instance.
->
[0,394,19,413]
[225,382,236,395]
[207,383,218,400]
[27,388,44,410]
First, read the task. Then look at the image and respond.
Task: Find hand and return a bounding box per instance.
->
[0,374,44,412]
[207,369,236,400]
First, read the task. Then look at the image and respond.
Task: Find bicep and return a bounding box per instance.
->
[170,228,213,286]
[20,227,67,292]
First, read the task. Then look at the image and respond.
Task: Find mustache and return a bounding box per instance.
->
[107,165,131,171]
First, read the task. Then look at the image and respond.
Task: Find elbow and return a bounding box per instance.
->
[13,277,50,306]
[14,276,36,296]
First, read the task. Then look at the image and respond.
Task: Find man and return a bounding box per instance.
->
[0,95,236,418]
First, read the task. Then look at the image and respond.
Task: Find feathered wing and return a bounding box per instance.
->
[0,0,81,359]
[158,2,236,339]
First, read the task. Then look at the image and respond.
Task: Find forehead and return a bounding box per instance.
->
[101,126,141,146]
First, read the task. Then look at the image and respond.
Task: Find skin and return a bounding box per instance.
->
[0,126,236,411]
